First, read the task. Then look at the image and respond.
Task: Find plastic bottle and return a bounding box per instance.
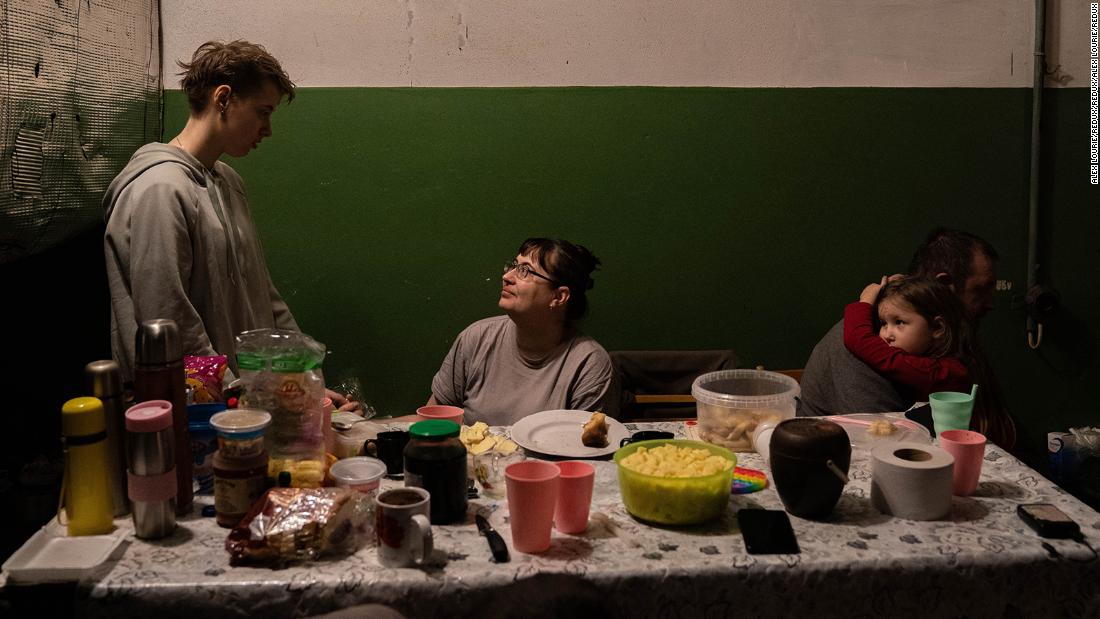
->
[133,319,193,514]
[60,397,114,536]
[236,329,327,488]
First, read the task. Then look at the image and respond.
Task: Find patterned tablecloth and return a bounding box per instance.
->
[3,421,1099,618]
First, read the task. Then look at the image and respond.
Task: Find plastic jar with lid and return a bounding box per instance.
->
[210,409,272,528]
[209,409,271,458]
[404,420,467,524]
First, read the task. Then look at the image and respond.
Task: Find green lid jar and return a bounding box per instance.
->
[405,420,466,524]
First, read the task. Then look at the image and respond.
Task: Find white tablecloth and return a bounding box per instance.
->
[3,421,1098,618]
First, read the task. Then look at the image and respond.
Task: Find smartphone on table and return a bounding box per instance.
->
[738,509,800,554]
[1016,503,1081,539]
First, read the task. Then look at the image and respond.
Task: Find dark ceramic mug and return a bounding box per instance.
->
[365,430,410,476]
[620,430,676,447]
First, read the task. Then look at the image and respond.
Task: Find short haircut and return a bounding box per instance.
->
[517,238,601,322]
[908,227,998,287]
[177,40,295,113]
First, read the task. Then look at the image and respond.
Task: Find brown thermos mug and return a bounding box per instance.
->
[133,319,193,514]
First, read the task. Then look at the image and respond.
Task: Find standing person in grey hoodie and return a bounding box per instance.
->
[103,40,357,411]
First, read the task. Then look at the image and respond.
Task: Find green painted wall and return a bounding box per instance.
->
[139,86,1093,471]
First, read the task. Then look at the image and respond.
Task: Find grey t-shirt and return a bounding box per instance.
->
[431,316,613,426]
[797,319,908,417]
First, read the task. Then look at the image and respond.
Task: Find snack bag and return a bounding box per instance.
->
[185,355,228,403]
[225,487,371,567]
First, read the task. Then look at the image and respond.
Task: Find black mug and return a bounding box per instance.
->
[366,430,410,476]
[620,430,675,447]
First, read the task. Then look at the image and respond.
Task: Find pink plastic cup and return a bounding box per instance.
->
[416,405,464,425]
[505,460,560,553]
[939,430,987,496]
[554,461,595,534]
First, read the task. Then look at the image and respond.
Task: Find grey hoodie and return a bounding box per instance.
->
[103,143,298,381]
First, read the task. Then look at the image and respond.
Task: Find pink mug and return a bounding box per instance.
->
[554,461,595,534]
[415,405,464,425]
[938,430,987,496]
[505,460,560,553]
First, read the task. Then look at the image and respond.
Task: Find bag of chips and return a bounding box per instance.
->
[185,355,228,403]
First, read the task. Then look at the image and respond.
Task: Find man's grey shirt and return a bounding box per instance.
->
[797,319,908,416]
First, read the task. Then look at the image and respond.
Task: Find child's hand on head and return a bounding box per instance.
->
[859,276,888,304]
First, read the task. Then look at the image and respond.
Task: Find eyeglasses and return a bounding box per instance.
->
[503,260,557,285]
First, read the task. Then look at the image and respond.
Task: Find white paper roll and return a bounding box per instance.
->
[870,442,955,521]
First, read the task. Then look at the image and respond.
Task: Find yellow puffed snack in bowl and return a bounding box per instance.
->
[614,439,736,525]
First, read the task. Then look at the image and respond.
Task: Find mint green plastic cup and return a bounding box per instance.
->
[929,386,977,436]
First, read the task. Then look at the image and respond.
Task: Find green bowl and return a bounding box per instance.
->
[614,439,737,525]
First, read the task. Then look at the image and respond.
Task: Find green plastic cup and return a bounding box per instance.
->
[929,385,977,436]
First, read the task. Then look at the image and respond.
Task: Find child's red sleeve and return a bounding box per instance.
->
[843,302,970,398]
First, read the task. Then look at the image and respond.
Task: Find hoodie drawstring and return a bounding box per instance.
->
[204,170,241,286]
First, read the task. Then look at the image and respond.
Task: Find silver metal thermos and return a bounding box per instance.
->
[85,360,130,517]
[125,400,177,539]
[133,319,193,514]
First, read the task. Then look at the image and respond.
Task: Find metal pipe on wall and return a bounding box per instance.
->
[1025,0,1045,349]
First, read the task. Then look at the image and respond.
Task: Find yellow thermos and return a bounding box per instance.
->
[61,397,114,535]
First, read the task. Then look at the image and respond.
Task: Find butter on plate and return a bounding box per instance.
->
[460,421,518,455]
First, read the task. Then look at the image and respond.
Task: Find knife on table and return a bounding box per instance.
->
[475,514,510,563]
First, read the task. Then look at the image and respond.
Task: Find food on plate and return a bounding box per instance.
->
[867,419,899,436]
[620,444,734,478]
[581,412,609,447]
[460,421,518,455]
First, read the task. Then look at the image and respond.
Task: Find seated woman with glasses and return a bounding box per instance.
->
[427,238,613,425]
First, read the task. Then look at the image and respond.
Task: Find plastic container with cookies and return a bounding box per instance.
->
[691,369,799,453]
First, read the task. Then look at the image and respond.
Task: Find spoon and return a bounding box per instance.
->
[331,404,379,431]
[332,416,373,431]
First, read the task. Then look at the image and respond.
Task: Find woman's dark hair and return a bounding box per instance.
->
[877,276,971,360]
[177,40,295,113]
[518,238,601,322]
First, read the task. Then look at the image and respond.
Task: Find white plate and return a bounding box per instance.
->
[825,413,932,448]
[510,410,630,458]
[3,523,127,584]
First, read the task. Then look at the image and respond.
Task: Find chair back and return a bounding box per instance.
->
[609,350,738,421]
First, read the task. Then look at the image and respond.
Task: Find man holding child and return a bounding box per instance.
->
[797,228,1015,450]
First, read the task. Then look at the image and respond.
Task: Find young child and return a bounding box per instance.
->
[843,275,973,402]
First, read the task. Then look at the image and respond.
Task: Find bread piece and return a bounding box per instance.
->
[867,419,898,436]
[581,412,609,448]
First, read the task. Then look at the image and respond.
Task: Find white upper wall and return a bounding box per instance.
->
[161,0,1091,88]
